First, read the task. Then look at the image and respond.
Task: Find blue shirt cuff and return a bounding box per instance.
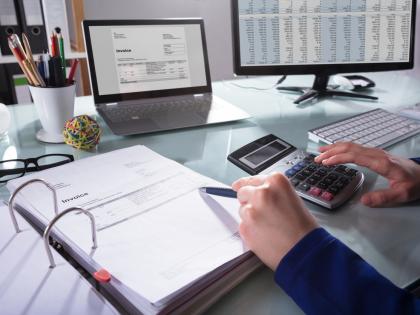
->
[274,228,334,290]
[410,157,420,165]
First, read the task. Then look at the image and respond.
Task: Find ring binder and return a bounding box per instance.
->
[8,178,58,233]
[43,207,97,268]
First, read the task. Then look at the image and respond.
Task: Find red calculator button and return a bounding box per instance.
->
[309,187,322,197]
[321,191,334,201]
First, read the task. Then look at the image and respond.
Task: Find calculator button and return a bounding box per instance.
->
[321,191,334,201]
[309,187,322,196]
[306,164,318,172]
[302,169,313,176]
[298,183,311,191]
[315,169,327,176]
[285,169,297,178]
[326,173,339,181]
[295,173,307,181]
[338,177,350,185]
[290,179,300,187]
[317,181,329,190]
[324,178,334,185]
[292,165,304,172]
[312,173,323,180]
[298,161,308,167]
[307,177,320,185]
[327,186,340,194]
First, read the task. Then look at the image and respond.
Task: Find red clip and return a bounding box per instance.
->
[94,268,111,283]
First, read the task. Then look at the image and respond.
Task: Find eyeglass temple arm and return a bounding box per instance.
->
[44,207,97,268]
[8,179,58,233]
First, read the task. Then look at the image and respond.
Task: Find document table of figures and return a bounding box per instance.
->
[238,0,412,66]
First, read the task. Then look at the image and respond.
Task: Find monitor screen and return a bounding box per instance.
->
[83,20,212,103]
[232,0,416,75]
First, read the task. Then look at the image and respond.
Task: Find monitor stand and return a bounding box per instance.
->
[276,75,378,104]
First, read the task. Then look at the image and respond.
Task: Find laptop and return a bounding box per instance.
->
[82,19,250,135]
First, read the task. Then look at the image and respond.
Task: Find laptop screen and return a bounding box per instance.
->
[83,20,212,103]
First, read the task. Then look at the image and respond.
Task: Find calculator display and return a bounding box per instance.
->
[244,141,288,166]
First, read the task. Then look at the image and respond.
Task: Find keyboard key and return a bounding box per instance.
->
[309,187,322,197]
[321,191,334,201]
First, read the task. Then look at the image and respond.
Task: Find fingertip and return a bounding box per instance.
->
[318,146,330,153]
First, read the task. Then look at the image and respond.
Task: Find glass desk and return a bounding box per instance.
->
[1,73,420,315]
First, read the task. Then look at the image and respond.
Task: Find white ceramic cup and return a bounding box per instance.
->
[29,84,75,143]
[0,103,11,137]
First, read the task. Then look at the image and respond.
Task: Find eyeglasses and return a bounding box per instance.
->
[0,154,74,183]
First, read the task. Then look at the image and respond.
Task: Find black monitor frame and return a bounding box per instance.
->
[83,19,212,105]
[231,0,416,77]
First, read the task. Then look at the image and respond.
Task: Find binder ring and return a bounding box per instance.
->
[8,178,58,233]
[43,207,97,268]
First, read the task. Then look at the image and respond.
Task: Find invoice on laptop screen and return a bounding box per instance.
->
[88,24,208,96]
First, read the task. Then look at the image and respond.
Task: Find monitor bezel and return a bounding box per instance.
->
[231,0,416,76]
[83,19,212,104]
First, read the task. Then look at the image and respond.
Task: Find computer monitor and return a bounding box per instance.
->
[231,0,416,104]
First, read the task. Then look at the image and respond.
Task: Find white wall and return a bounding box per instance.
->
[84,0,420,81]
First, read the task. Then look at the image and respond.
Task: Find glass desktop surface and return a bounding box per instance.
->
[1,72,420,315]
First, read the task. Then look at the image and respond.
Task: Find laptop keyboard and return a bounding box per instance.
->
[105,98,212,123]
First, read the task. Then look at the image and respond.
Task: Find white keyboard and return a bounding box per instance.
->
[308,109,420,148]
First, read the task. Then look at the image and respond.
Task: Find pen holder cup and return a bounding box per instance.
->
[29,83,75,143]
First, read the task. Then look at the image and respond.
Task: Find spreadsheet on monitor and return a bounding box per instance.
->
[238,0,412,66]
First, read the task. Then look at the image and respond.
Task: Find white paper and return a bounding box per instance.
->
[8,146,248,304]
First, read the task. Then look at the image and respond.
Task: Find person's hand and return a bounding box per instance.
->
[315,142,420,207]
[232,173,319,270]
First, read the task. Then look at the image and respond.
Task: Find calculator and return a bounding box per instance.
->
[228,134,364,209]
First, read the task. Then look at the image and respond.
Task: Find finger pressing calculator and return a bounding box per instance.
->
[228,134,364,209]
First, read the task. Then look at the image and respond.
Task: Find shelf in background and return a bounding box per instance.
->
[0,51,86,64]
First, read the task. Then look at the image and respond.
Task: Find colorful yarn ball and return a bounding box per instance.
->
[63,115,101,150]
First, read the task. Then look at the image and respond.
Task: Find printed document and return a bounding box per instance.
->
[8,146,248,304]
[111,27,192,93]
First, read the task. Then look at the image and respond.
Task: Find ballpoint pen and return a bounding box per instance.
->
[199,187,237,199]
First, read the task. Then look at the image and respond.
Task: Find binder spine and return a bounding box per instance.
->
[0,0,22,55]
[15,0,48,54]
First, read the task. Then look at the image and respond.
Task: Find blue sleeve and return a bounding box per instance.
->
[274,228,420,315]
[411,157,420,165]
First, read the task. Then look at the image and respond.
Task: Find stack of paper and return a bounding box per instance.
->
[7,146,261,314]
